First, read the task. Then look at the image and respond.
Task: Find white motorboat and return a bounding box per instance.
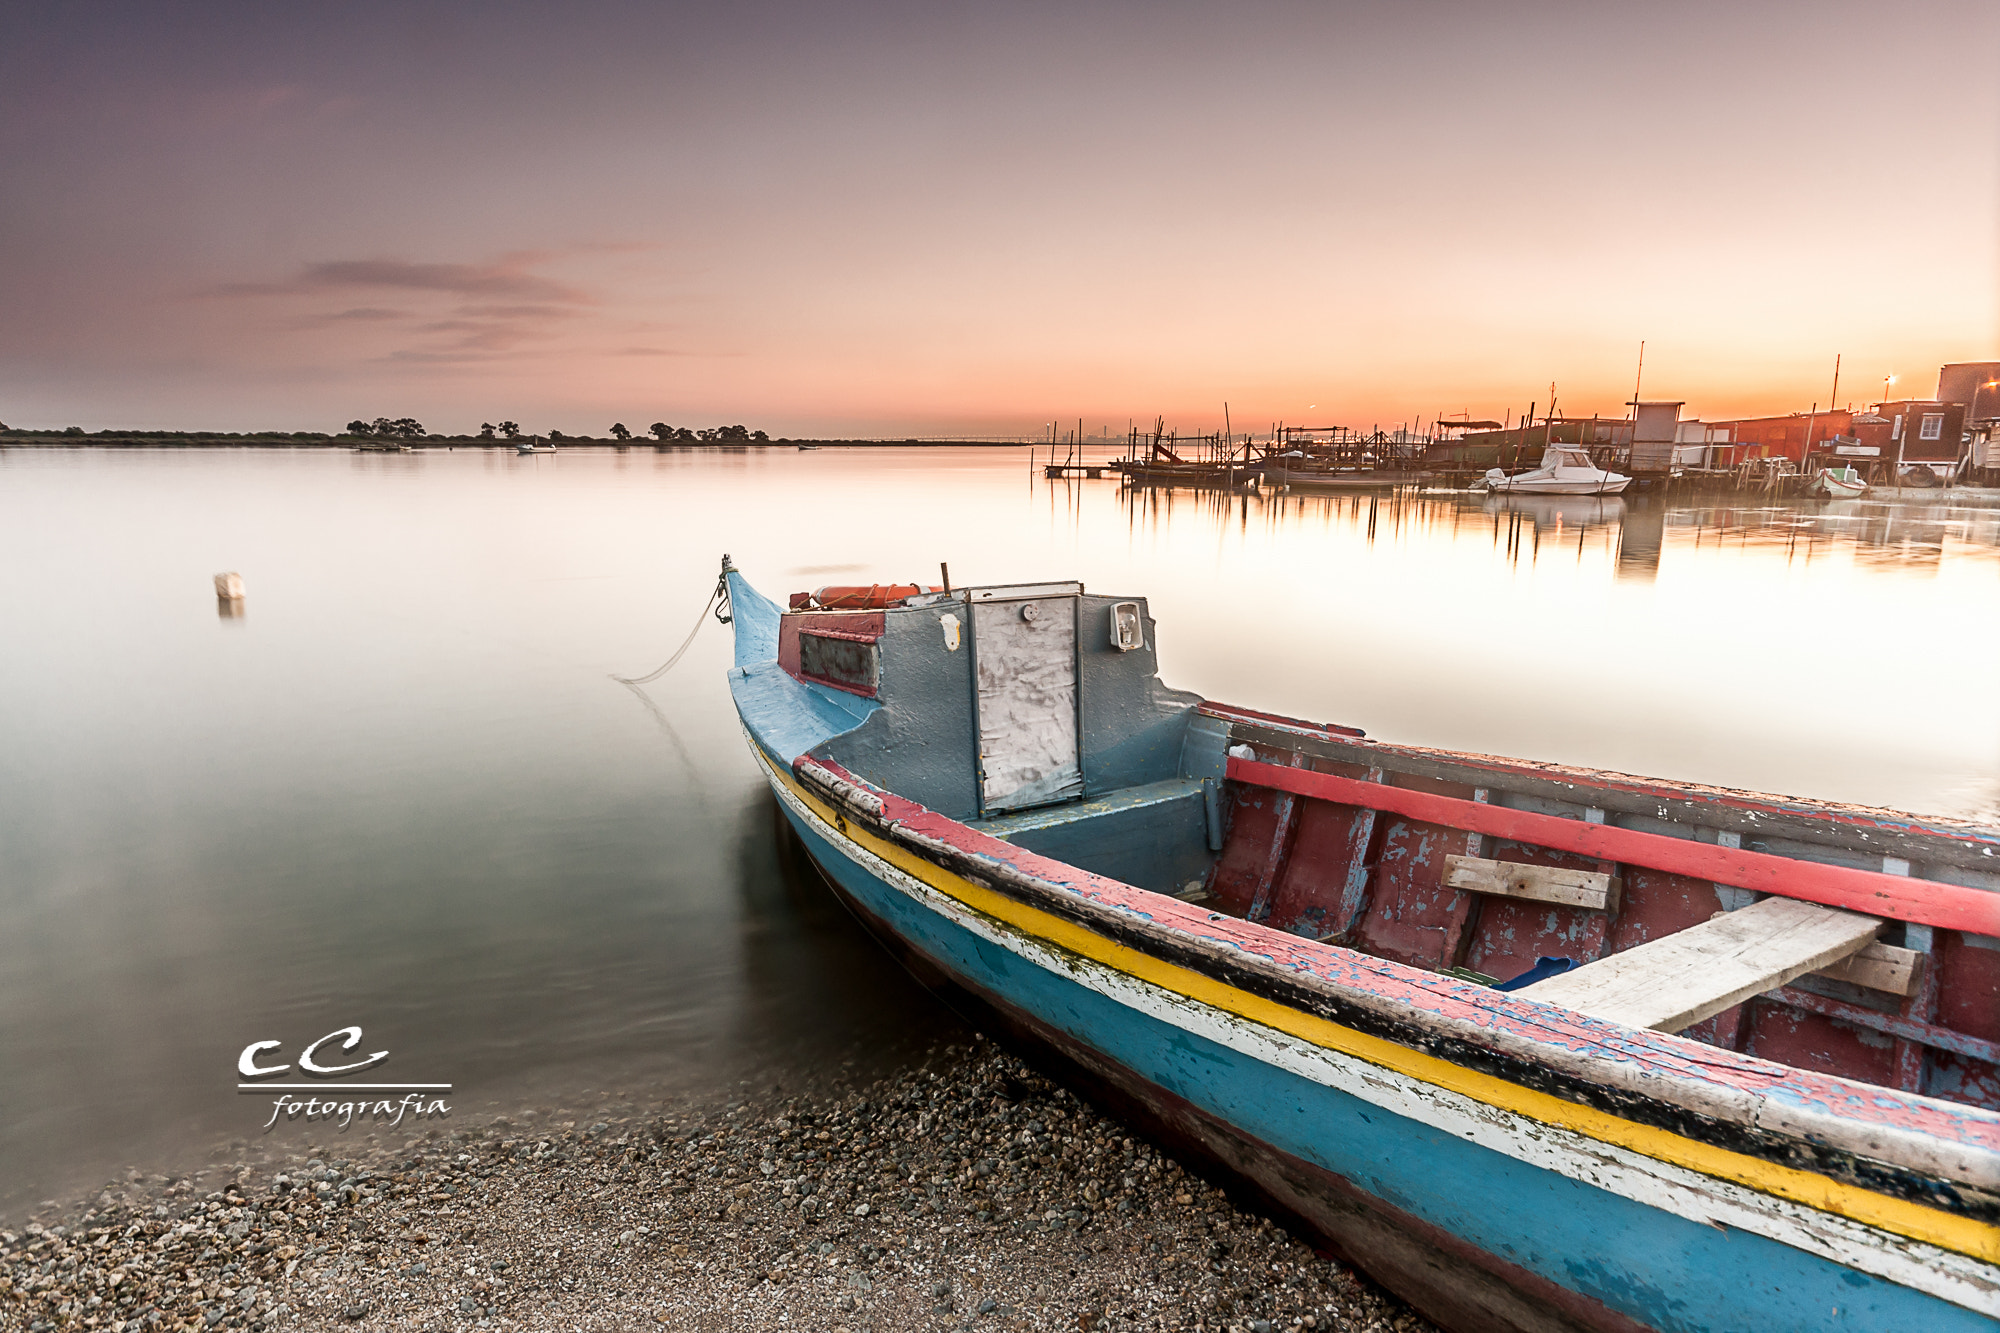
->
[1483,445,1630,495]
[1808,465,1867,498]
[516,440,557,455]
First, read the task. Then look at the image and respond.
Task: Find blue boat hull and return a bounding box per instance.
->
[760,751,1985,1333]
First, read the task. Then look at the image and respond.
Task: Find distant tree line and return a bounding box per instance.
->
[0,418,794,446]
[465,420,774,443]
[646,422,768,443]
[416,419,773,443]
[4,417,781,444]
[0,426,335,440]
[347,416,427,439]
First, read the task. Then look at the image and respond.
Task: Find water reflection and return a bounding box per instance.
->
[1671,495,2000,574]
[1109,476,2000,579]
[1091,465,1999,823]
[0,446,1993,1224]
[731,792,963,1080]
[1613,502,1662,582]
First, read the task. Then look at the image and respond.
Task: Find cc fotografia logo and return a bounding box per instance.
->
[238,1025,452,1132]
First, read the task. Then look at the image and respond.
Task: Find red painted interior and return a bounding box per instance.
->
[1209,750,2000,1110]
[796,753,2000,1142]
[1229,757,2000,937]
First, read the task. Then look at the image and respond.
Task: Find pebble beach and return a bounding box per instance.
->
[3,1037,1433,1333]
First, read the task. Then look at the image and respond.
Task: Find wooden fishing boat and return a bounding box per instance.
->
[1809,465,1869,499]
[1263,465,1428,491]
[1112,459,1260,489]
[720,557,1999,1332]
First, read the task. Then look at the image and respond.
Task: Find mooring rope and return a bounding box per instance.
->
[611,572,730,686]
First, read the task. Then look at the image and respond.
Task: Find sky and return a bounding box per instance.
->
[2,1,1997,438]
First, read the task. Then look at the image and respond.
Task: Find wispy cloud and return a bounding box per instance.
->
[412,320,555,352]
[454,303,582,321]
[300,258,587,304]
[214,254,591,306]
[295,306,407,325]
[210,251,603,363]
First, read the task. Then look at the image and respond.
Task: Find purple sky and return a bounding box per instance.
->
[3,1,1996,436]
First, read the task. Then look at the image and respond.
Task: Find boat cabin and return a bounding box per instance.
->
[764,580,2000,1112]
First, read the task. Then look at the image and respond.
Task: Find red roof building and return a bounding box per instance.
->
[1704,410,1852,464]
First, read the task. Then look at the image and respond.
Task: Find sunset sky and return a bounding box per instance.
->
[3,1,1996,438]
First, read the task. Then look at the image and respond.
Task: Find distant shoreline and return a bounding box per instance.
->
[0,434,1074,450]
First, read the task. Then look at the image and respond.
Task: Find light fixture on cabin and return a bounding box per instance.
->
[1109,602,1143,652]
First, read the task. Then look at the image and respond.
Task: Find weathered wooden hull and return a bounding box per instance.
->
[738,742,1992,1332]
[722,565,1999,1333]
[769,768,1632,1331]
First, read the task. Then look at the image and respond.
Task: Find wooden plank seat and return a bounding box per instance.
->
[1514,897,1883,1032]
[1441,853,1619,912]
[1812,939,1923,996]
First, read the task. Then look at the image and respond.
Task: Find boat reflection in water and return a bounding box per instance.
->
[1479,492,1626,526]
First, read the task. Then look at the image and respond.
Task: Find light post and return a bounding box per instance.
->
[1970,380,1999,483]
[1884,375,1902,481]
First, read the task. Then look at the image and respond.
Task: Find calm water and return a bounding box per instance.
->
[2,445,1997,1217]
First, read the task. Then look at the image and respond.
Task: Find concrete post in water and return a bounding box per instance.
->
[214,571,245,614]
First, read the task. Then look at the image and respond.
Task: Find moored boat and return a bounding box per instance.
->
[720,557,1999,1332]
[1112,459,1261,489]
[1263,465,1426,491]
[1810,465,1869,498]
[1485,445,1631,495]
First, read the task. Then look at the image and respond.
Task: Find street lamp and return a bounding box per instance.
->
[1969,380,2000,483]
[1972,378,2000,425]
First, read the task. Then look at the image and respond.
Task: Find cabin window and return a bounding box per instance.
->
[1919,413,1943,441]
[798,631,879,695]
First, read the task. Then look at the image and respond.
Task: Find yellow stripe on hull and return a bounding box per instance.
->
[760,747,1997,1265]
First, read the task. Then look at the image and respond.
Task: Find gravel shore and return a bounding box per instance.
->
[2,1036,1432,1333]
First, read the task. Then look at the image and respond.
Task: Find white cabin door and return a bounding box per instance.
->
[971,596,1082,812]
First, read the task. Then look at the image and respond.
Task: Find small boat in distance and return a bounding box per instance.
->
[1484,445,1631,494]
[1263,463,1426,491]
[721,557,1998,1333]
[516,438,557,455]
[1810,464,1869,498]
